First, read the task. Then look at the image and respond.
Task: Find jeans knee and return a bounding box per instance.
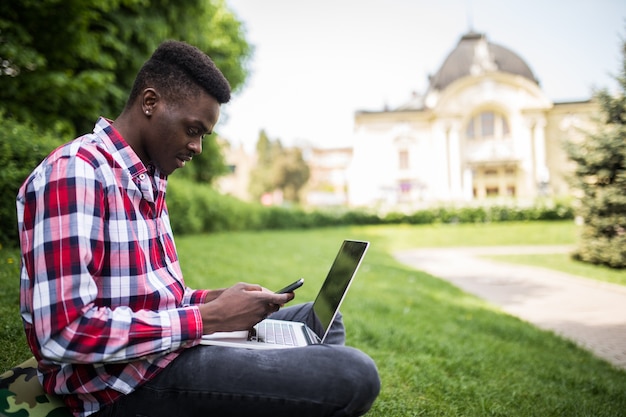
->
[337,347,381,414]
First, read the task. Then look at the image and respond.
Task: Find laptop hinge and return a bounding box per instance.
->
[302,325,322,344]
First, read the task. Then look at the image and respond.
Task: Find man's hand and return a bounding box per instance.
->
[197,282,295,334]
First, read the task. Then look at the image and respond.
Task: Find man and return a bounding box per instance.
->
[17,40,380,417]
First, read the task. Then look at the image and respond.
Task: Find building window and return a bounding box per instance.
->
[486,186,499,196]
[506,185,516,196]
[398,149,409,170]
[481,112,495,137]
[466,111,510,140]
[484,168,498,176]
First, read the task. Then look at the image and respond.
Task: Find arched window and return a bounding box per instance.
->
[466,111,510,140]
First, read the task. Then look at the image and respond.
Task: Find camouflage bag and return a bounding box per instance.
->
[0,357,72,417]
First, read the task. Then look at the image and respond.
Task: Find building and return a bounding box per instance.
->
[304,147,352,206]
[347,31,598,210]
[215,141,255,201]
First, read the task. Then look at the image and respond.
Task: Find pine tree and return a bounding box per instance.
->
[566,36,626,268]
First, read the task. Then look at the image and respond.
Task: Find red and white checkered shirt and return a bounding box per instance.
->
[17,118,208,416]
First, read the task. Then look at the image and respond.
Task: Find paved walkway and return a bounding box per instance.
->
[393,245,626,371]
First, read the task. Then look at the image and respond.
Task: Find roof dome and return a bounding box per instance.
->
[428,31,539,92]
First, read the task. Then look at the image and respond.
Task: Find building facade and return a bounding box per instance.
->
[215,141,255,201]
[347,31,598,209]
[304,147,352,206]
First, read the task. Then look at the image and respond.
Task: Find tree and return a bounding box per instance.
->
[271,147,310,203]
[248,131,311,204]
[0,112,64,245]
[0,0,251,136]
[566,35,626,268]
[0,0,253,246]
[248,130,278,201]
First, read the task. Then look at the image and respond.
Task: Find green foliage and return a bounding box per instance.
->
[0,0,253,247]
[248,130,277,201]
[0,0,251,136]
[167,176,263,234]
[0,113,63,246]
[384,203,574,225]
[271,147,310,203]
[566,36,626,268]
[248,130,310,203]
[174,134,229,185]
[165,176,575,238]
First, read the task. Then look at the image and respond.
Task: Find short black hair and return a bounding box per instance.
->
[127,40,231,107]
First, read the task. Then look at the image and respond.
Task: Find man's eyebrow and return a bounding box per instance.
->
[190,119,210,134]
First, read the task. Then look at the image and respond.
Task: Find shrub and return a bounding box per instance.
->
[0,114,63,246]
[167,177,267,234]
[165,182,575,237]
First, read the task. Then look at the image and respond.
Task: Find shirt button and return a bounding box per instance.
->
[139,174,146,180]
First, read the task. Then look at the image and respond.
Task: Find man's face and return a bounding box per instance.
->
[144,90,220,175]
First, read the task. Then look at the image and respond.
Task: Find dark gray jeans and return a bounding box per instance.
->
[96,302,380,417]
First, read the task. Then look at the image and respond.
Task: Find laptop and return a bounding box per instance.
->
[200,239,369,349]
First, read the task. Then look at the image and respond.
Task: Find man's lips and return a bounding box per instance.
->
[177,155,193,167]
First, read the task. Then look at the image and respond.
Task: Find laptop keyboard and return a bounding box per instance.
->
[255,321,297,346]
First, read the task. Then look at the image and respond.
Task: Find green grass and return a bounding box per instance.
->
[2,221,626,416]
[0,248,25,368]
[348,220,578,251]
[484,253,626,287]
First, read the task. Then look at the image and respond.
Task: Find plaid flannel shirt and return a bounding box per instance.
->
[17,118,209,417]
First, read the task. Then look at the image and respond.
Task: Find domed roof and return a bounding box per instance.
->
[428,31,539,92]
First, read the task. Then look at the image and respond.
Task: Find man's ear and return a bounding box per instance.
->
[141,88,160,117]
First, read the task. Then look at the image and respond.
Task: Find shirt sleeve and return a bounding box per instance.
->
[183,288,210,305]
[19,154,203,364]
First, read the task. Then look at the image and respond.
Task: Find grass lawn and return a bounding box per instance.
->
[483,253,626,287]
[2,221,625,416]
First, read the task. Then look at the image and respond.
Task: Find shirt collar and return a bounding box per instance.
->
[92,117,148,180]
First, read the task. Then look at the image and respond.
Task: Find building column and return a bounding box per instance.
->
[521,117,536,198]
[446,121,463,200]
[463,168,474,201]
[533,118,549,195]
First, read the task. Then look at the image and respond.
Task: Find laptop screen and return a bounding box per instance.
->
[313,240,369,342]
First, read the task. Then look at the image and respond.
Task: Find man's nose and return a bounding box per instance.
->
[188,138,202,155]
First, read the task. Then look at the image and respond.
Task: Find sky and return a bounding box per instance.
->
[218,0,626,151]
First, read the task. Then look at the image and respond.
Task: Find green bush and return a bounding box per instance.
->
[404,209,438,224]
[378,204,573,227]
[0,114,63,246]
[167,177,266,234]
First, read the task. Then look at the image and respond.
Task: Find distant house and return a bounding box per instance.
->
[347,31,598,210]
[304,147,352,206]
[215,141,255,201]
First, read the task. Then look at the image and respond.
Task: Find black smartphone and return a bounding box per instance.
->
[275,278,304,294]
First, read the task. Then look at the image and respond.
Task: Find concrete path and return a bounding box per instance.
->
[393,245,626,371]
